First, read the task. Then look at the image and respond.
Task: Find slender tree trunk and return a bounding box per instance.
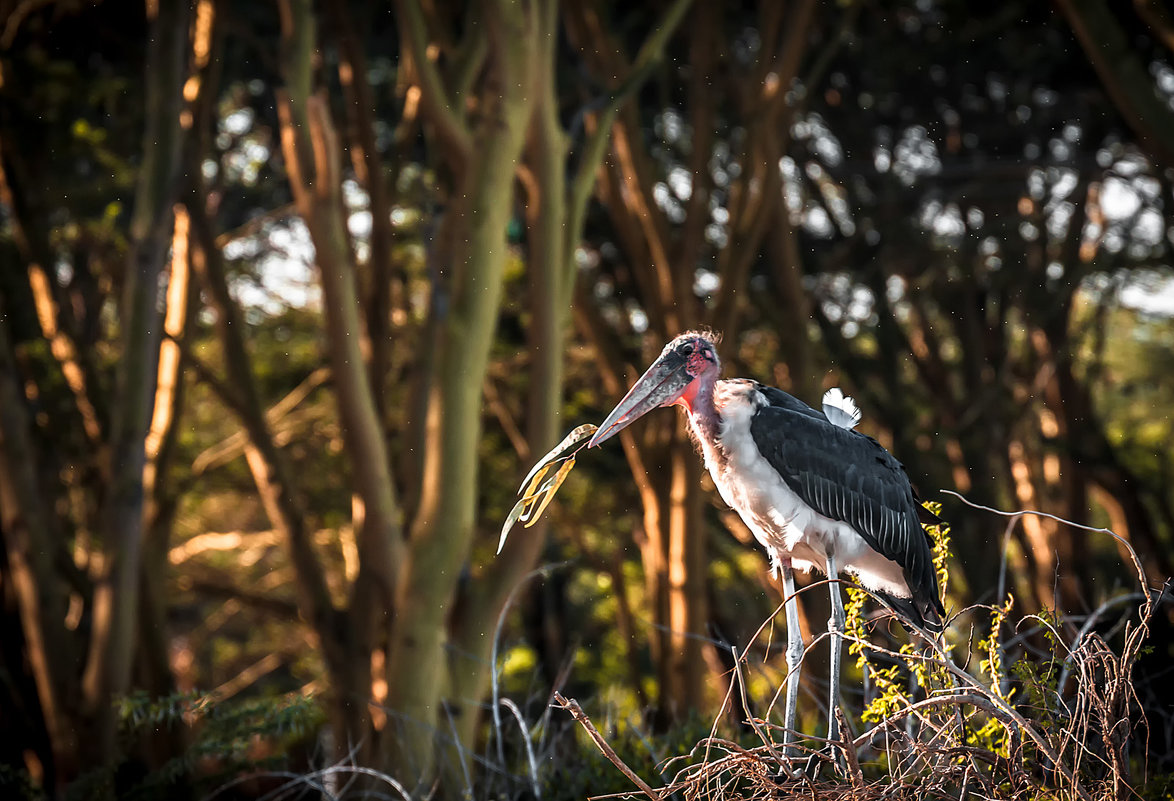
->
[446,0,695,754]
[665,434,709,721]
[331,0,397,421]
[82,0,188,771]
[276,0,408,773]
[0,313,77,791]
[446,0,563,754]
[384,2,535,779]
[134,203,195,784]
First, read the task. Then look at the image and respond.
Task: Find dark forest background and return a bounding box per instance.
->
[1,0,1173,798]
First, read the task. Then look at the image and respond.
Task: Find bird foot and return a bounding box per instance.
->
[802,745,845,781]
[771,759,806,783]
[802,750,827,780]
[773,747,842,783]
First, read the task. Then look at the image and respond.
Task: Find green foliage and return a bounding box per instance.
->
[847,510,957,726]
[979,594,1015,704]
[118,688,323,756]
[0,764,42,801]
[3,0,1173,797]
[1138,771,1174,801]
[925,502,951,596]
[63,690,327,800]
[845,585,902,723]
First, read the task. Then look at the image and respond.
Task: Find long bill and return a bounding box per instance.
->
[588,350,693,447]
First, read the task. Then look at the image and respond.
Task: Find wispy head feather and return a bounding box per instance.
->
[671,329,721,346]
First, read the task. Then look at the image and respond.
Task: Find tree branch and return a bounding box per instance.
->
[331,0,396,420]
[277,0,404,657]
[553,693,662,801]
[186,192,342,665]
[1134,0,1174,53]
[1057,0,1174,169]
[0,308,78,773]
[394,0,473,169]
[84,0,189,761]
[564,0,695,294]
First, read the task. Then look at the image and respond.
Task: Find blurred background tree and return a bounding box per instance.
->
[0,0,1171,798]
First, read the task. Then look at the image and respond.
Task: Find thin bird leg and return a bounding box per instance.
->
[781,562,803,760]
[824,552,846,762]
[804,552,847,779]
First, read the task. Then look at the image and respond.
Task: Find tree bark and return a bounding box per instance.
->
[82,0,188,771]
[276,0,408,772]
[0,311,77,790]
[384,1,534,785]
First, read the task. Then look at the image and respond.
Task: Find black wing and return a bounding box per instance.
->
[749,387,944,629]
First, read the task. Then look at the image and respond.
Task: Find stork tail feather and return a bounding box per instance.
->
[875,589,944,634]
[822,388,862,430]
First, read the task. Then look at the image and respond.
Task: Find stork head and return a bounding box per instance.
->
[589,332,720,447]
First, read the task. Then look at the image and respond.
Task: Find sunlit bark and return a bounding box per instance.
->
[137,202,195,783]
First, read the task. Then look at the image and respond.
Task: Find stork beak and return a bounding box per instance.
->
[589,350,692,447]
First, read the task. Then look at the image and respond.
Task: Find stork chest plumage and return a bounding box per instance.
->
[685,381,914,599]
[688,383,823,570]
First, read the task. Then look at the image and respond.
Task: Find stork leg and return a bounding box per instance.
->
[781,562,803,761]
[802,552,847,779]
[824,552,846,764]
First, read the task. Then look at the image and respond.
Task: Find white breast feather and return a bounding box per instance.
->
[693,383,913,599]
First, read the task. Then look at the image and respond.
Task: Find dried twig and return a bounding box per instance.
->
[545,496,1154,801]
[551,691,662,801]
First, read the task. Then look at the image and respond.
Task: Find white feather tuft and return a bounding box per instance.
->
[822,387,861,430]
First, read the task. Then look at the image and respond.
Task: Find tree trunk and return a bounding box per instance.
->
[0,311,77,791]
[82,0,188,771]
[383,2,535,789]
[445,0,696,756]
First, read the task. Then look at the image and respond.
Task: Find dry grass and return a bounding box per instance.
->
[551,502,1165,801]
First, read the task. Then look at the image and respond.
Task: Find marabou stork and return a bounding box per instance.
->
[588,331,945,764]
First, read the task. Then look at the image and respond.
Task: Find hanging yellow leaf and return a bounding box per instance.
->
[524,456,576,528]
[520,460,557,501]
[518,466,565,523]
[498,423,598,556]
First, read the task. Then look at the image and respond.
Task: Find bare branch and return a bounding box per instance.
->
[551,692,662,801]
[565,0,695,288]
[394,0,473,168]
[1057,0,1174,168]
[942,489,1151,596]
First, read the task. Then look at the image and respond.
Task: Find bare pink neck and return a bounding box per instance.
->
[676,373,721,446]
